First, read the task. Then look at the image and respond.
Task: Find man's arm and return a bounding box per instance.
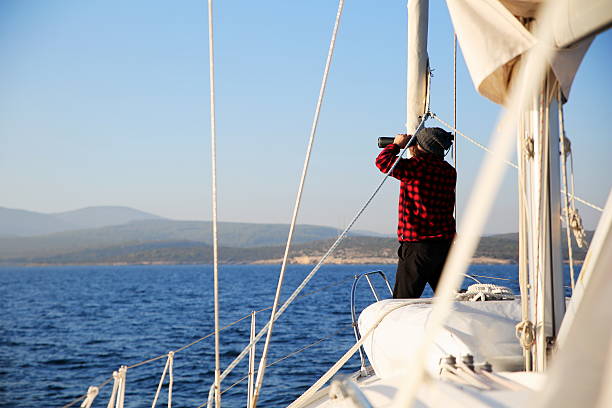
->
[375,134,414,180]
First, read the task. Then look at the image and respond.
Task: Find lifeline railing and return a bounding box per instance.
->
[64,269,534,407]
[350,270,393,375]
[349,271,490,375]
[61,274,356,408]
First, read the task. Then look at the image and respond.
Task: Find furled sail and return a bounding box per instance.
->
[445,0,609,105]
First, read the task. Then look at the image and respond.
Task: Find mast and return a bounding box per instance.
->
[444,0,607,372]
[522,72,566,371]
[406,0,429,135]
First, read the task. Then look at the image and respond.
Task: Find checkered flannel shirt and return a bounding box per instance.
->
[376,143,456,242]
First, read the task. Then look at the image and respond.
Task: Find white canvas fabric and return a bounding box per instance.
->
[358,299,524,378]
[534,192,612,407]
[445,0,595,105]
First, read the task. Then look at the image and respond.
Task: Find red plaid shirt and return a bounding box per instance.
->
[376,144,456,242]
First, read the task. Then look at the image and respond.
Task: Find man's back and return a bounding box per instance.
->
[376,144,456,242]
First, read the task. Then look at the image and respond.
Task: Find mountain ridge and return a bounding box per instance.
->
[0,232,592,266]
[0,206,163,237]
[0,217,381,259]
[2,205,586,267]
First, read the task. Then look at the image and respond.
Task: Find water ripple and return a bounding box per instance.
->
[1,263,573,407]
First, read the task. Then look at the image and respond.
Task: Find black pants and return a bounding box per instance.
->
[393,239,453,299]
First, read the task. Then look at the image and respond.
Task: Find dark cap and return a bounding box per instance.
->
[407,127,453,157]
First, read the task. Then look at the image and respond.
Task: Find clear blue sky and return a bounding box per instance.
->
[0,1,610,235]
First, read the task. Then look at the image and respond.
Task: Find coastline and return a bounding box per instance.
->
[4,256,518,267]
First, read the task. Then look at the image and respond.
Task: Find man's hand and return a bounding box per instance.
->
[393,133,411,149]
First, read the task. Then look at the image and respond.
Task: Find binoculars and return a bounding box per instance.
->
[377,137,395,148]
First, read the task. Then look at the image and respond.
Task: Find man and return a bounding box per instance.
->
[375,127,456,298]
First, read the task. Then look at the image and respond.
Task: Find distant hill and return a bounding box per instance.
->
[0,231,592,266]
[0,205,592,266]
[51,206,164,230]
[0,206,163,237]
[0,207,78,237]
[0,219,361,259]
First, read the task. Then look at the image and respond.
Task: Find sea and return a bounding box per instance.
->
[0,264,578,408]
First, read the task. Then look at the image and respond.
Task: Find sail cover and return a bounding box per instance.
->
[359,299,524,378]
[446,0,596,105]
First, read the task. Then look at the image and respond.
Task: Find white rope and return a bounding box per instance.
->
[516,320,536,350]
[567,191,602,212]
[212,115,428,397]
[207,0,221,406]
[64,278,360,408]
[453,35,457,166]
[106,371,120,408]
[168,352,174,408]
[567,144,589,247]
[64,278,355,408]
[247,311,256,408]
[287,303,408,407]
[559,90,576,290]
[196,325,351,408]
[533,85,547,371]
[453,32,458,189]
[80,386,99,408]
[432,113,518,169]
[252,1,346,405]
[391,1,565,404]
[206,384,215,408]
[116,366,127,408]
[431,112,603,213]
[151,355,171,408]
[517,117,533,371]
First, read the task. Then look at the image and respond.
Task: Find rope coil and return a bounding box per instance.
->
[515,320,536,350]
[523,136,535,159]
[455,283,514,302]
[569,209,587,248]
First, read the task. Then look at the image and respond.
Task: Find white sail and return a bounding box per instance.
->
[445,0,606,104]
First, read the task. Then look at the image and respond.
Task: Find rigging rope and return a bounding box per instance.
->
[207,0,221,405]
[453,33,458,210]
[197,324,352,408]
[517,115,533,371]
[62,275,354,408]
[80,386,98,408]
[247,311,256,408]
[252,1,346,405]
[251,0,344,408]
[106,371,120,408]
[559,91,577,291]
[563,132,588,248]
[107,366,127,408]
[431,112,603,213]
[288,303,409,407]
[453,35,457,164]
[390,6,567,401]
[214,115,429,397]
[151,352,174,408]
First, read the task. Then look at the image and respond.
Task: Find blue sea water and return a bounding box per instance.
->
[0,264,576,407]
